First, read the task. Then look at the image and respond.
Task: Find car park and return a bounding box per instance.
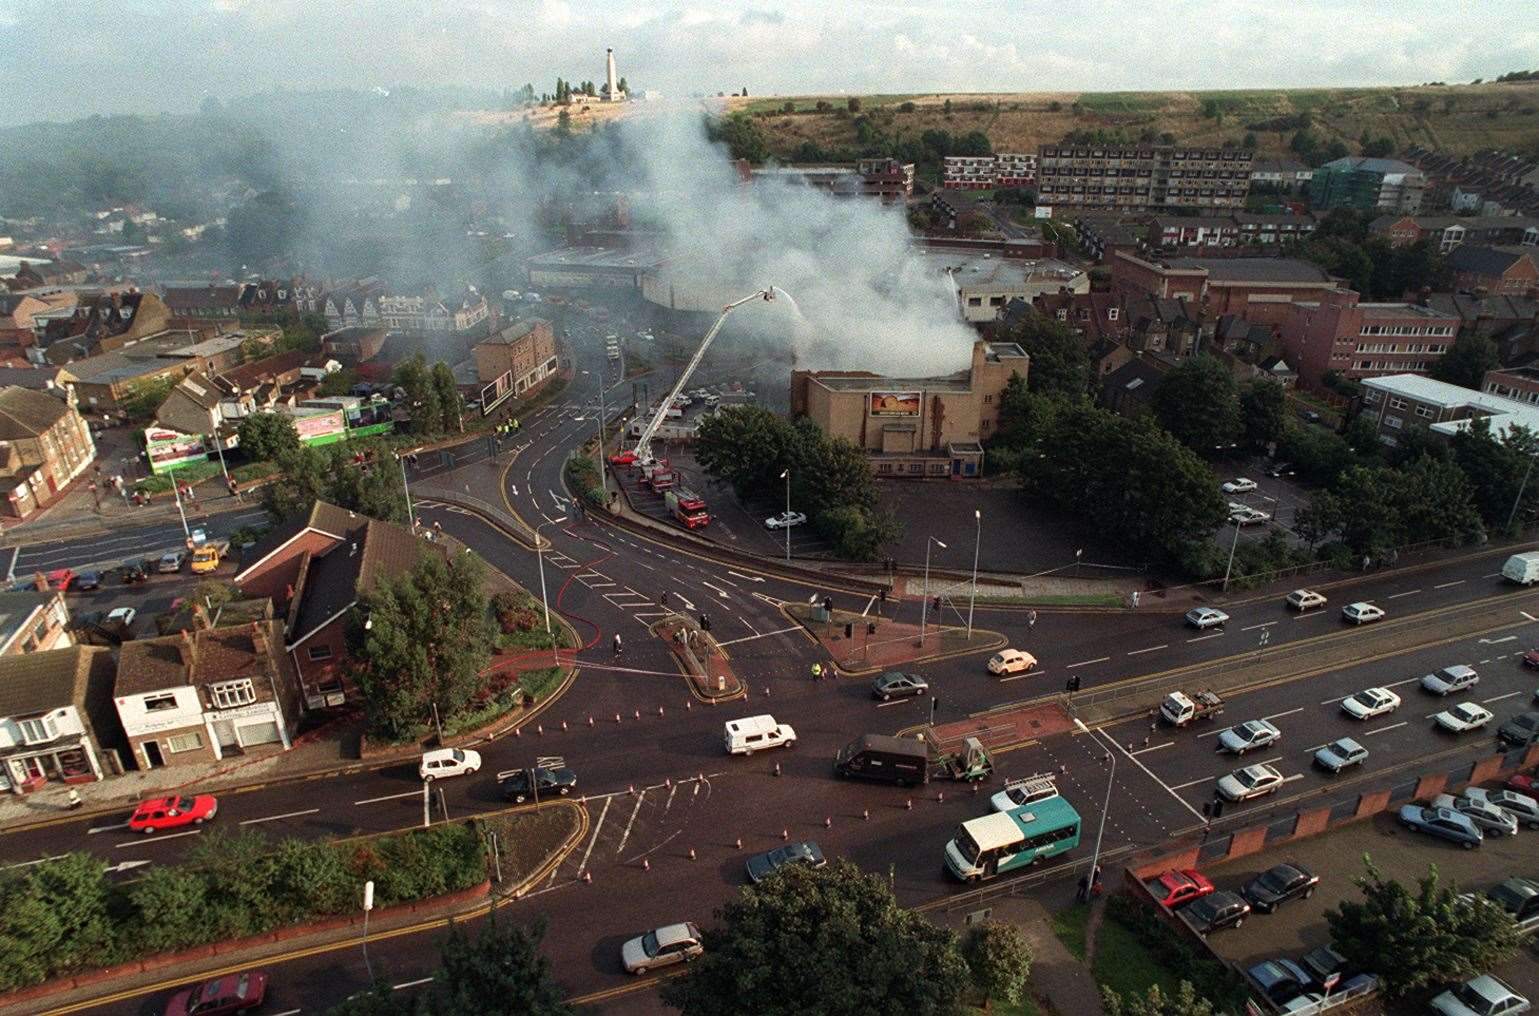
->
[1285,589,1326,611]
[1430,974,1530,1016]
[1221,478,1258,494]
[1434,793,1519,837]
[1340,687,1400,720]
[1497,711,1539,747]
[986,649,1038,675]
[871,671,928,700]
[1217,763,1285,802]
[764,510,807,530]
[161,969,268,1016]
[1422,664,1480,696]
[1217,719,1281,755]
[1180,890,1250,934]
[1398,804,1483,848]
[1314,737,1368,773]
[1246,958,1313,1007]
[1147,868,1215,909]
[105,606,136,628]
[498,765,577,803]
[745,840,825,883]
[1184,607,1229,630]
[621,922,703,975]
[1341,601,1385,624]
[1435,702,1494,733]
[1241,862,1319,913]
[418,748,481,781]
[1462,787,1539,829]
[157,551,185,574]
[129,794,218,834]
[71,570,102,592]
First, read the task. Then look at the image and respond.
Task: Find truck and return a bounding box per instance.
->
[1160,690,1225,727]
[1502,552,1539,586]
[665,488,710,529]
[189,540,230,575]
[929,736,995,783]
[647,466,676,492]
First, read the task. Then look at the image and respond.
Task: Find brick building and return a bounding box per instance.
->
[1035,144,1252,212]
[473,318,559,397]
[1370,215,1539,252]
[1110,252,1335,327]
[0,646,120,792]
[0,386,96,519]
[1277,289,1460,390]
[1445,245,1538,298]
[1483,365,1539,406]
[1360,373,1539,448]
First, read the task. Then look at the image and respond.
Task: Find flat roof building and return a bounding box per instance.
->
[1359,373,1539,447]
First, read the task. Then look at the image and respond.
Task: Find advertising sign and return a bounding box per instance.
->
[480,370,514,415]
[1034,205,1053,219]
[868,391,921,417]
[143,427,207,474]
[293,409,347,445]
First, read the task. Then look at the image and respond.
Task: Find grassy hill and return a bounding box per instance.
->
[726,83,1539,166]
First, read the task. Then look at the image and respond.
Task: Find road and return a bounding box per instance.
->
[6,505,270,577]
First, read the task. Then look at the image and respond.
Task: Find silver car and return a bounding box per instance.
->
[1217,720,1281,756]
[621,922,703,975]
[1313,737,1367,774]
[1463,787,1539,830]
[1430,974,1529,1016]
[1433,793,1519,837]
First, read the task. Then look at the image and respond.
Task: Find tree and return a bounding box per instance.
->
[324,982,414,1016]
[329,450,409,525]
[430,361,463,433]
[1103,982,1218,1016]
[847,97,861,112]
[1326,859,1521,997]
[348,550,496,741]
[1432,331,1500,389]
[1152,354,1240,453]
[423,919,572,1016]
[1451,417,1539,533]
[962,921,1032,1011]
[1238,379,1286,449]
[393,353,443,435]
[237,412,300,462]
[119,375,179,422]
[998,315,1087,397]
[262,445,332,522]
[661,860,968,1016]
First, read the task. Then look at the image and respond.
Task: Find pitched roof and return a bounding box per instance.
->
[1101,356,1167,395]
[1446,244,1535,278]
[0,386,71,439]
[220,350,307,391]
[115,621,289,696]
[1319,156,1422,176]
[289,519,432,644]
[115,635,197,695]
[235,500,370,583]
[0,645,112,717]
[162,286,244,313]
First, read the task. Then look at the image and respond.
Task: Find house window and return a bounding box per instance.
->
[1384,415,1403,429]
[1362,390,1380,404]
[308,645,333,662]
[166,732,204,753]
[1107,307,1119,321]
[210,679,256,709]
[1415,405,1434,418]
[983,394,993,404]
[1387,397,1407,410]
[17,715,58,745]
[143,693,178,712]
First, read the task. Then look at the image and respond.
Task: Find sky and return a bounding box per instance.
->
[2,0,1537,126]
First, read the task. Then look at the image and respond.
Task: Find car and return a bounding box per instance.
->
[1285,589,1327,611]
[763,510,807,530]
[157,551,186,574]
[1148,868,1215,909]
[1523,648,1539,668]
[1181,890,1250,934]
[1247,958,1313,1007]
[871,671,929,700]
[1508,773,1537,794]
[105,606,136,628]
[1463,787,1539,829]
[418,748,481,781]
[498,765,577,803]
[1217,719,1282,756]
[1221,478,1258,494]
[745,840,826,883]
[1430,974,1530,1016]
[1185,607,1229,630]
[1497,711,1539,747]
[190,527,208,546]
[46,567,74,590]
[1241,862,1319,913]
[989,775,1061,813]
[1229,506,1272,526]
[1422,664,1480,696]
[128,794,218,834]
[1435,702,1494,734]
[986,649,1038,675]
[1314,737,1368,774]
[1485,877,1539,924]
[161,969,268,1016]
[1266,461,1295,478]
[1297,945,1352,991]
[1435,793,1519,837]
[621,922,703,975]
[1217,763,1285,802]
[118,559,150,584]
[1341,601,1385,624]
[1399,804,1483,848]
[71,570,103,592]
[1341,687,1401,720]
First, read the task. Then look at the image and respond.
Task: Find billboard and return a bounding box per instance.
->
[1034,205,1053,219]
[869,391,921,417]
[480,370,514,415]
[143,427,207,474]
[293,408,348,446]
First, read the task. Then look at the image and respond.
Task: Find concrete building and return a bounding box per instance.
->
[1035,144,1252,212]
[924,251,1088,323]
[472,318,559,401]
[1249,158,1314,189]
[0,386,96,519]
[1360,373,1539,447]
[1278,289,1460,390]
[1308,157,1427,213]
[943,156,1001,190]
[1110,252,1335,327]
[0,645,119,793]
[790,340,1028,478]
[994,153,1037,188]
[0,590,72,656]
[1445,245,1539,298]
[748,160,915,204]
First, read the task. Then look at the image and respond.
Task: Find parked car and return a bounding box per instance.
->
[157,551,186,574]
[161,969,268,1016]
[105,606,136,628]
[1285,589,1327,611]
[1435,793,1519,837]
[1508,773,1537,794]
[764,511,807,530]
[118,559,150,584]
[1241,862,1319,913]
[745,841,825,883]
[621,922,703,975]
[1342,602,1385,624]
[986,649,1038,676]
[1430,974,1530,1016]
[45,567,74,590]
[71,570,102,592]
[1221,478,1258,494]
[1182,890,1250,934]
[1217,719,1281,756]
[190,527,208,546]
[129,794,218,834]
[1485,877,1539,924]
[1247,958,1313,1007]
[1435,702,1494,734]
[1399,804,1483,848]
[1217,763,1285,802]
[418,748,481,781]
[1147,868,1214,909]
[1422,664,1480,696]
[1341,687,1400,720]
[1523,647,1539,668]
[498,765,577,803]
[1297,945,1352,991]
[1314,738,1369,774]
[1266,461,1295,477]
[871,671,929,700]
[1497,711,1539,747]
[1185,607,1229,630]
[1229,505,1271,526]
[1463,787,1539,829]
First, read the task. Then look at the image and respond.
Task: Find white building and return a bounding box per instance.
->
[0,646,118,792]
[922,251,1090,322]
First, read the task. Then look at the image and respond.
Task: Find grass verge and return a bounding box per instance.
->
[966,998,1038,1016]
[479,803,583,890]
[1051,901,1091,962]
[1093,895,1248,1012]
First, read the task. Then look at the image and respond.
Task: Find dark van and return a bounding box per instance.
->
[833,734,929,786]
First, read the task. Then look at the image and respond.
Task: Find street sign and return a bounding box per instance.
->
[964,907,993,926]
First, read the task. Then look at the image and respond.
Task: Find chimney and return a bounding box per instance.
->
[606,47,618,98]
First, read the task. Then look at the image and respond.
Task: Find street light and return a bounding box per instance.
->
[361,880,376,982]
[780,468,791,563]
[967,509,981,639]
[1086,751,1115,901]
[1505,452,1538,534]
[165,465,190,538]
[396,451,416,530]
[1221,515,1244,593]
[919,536,947,647]
[535,516,569,665]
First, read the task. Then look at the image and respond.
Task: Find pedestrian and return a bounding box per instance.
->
[810,662,823,681]
[1076,874,1090,903]
[613,633,623,656]
[1028,609,1038,629]
[660,590,670,608]
[65,788,82,810]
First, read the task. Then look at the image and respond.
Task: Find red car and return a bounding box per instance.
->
[129,794,218,834]
[1523,648,1539,668]
[1148,868,1215,909]
[46,567,74,591]
[1509,774,1537,794]
[162,969,267,1016]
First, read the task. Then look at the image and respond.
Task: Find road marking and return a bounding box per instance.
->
[1434,580,1465,589]
[87,822,130,834]
[393,977,434,990]
[1388,589,1422,599]
[726,570,765,584]
[1525,611,1539,622]
[1480,635,1518,644]
[239,808,320,826]
[1262,707,1304,722]
[1169,774,1215,791]
[675,592,697,611]
[575,796,611,876]
[1130,741,1174,756]
[1187,631,1225,642]
[1093,727,1206,821]
[862,594,877,616]
[715,625,803,646]
[1127,644,1168,656]
[701,580,733,599]
[2,853,69,869]
[1484,572,1502,578]
[1363,721,1407,736]
[876,698,911,708]
[999,671,1035,683]
[1239,622,1277,632]
[115,829,202,847]
[354,789,423,806]
[1483,690,1525,704]
[615,790,646,857]
[1067,656,1110,668]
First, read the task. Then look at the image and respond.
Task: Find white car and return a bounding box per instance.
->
[764,511,807,530]
[1434,702,1494,734]
[1217,763,1285,802]
[418,748,481,781]
[1185,607,1229,630]
[105,606,137,627]
[1463,787,1539,829]
[1430,974,1529,1016]
[1422,664,1479,696]
[1229,506,1272,526]
[1217,719,1282,756]
[1341,602,1385,625]
[986,649,1038,675]
[1341,687,1401,720]
[1285,589,1327,611]
[1314,737,1368,773]
[1221,478,1258,494]
[621,922,703,975]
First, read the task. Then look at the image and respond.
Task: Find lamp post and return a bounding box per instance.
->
[780,468,791,563]
[536,516,568,665]
[167,466,190,538]
[396,452,416,530]
[1221,516,1244,593]
[919,536,946,647]
[1087,750,1114,900]
[967,509,981,639]
[1505,452,1538,534]
[361,880,376,982]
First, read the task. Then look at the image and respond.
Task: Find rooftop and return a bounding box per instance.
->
[916,250,1084,290]
[1319,156,1423,177]
[0,645,112,717]
[1357,302,1456,321]
[527,243,673,272]
[1363,373,1539,440]
[1164,257,1332,284]
[0,386,71,438]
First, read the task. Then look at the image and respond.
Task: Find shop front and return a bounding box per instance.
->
[0,737,102,793]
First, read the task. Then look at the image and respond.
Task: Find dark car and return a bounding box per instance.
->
[163,969,268,1016]
[1497,711,1539,748]
[871,671,929,700]
[745,841,825,884]
[1247,958,1312,1006]
[118,559,150,584]
[1241,862,1319,913]
[1181,890,1250,934]
[1524,648,1539,669]
[1298,945,1351,991]
[1486,877,1539,923]
[71,570,103,592]
[498,766,577,803]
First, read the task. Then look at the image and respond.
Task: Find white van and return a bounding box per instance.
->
[723,714,797,755]
[1502,552,1539,586]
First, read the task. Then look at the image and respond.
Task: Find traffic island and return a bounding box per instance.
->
[652,615,744,701]
[784,603,1007,675]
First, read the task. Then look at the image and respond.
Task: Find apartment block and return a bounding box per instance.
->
[1036,145,1253,212]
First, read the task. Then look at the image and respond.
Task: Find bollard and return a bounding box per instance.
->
[971,783,978,795]
[514,726,522,738]
[642,858,650,871]
[782,828,789,840]
[863,809,870,821]
[689,848,696,860]
[629,784,636,795]
[1060,764,1068,775]
[697,773,704,783]
[774,762,781,776]
[735,837,742,850]
[665,777,672,788]
[561,720,569,731]
[765,685,771,696]
[658,705,665,717]
[615,713,622,723]
[634,709,641,720]
[588,715,594,727]
[824,816,832,828]
[536,724,543,735]
[686,700,692,710]
[937,791,945,803]
[583,871,592,884]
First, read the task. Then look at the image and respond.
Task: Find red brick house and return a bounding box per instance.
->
[1110,252,1336,328]
[1277,288,1460,390]
[1446,245,1538,298]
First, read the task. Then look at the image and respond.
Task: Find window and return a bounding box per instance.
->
[1415,405,1434,419]
[307,645,333,661]
[143,693,178,712]
[1388,397,1407,410]
[166,732,204,753]
[210,679,256,709]
[1384,415,1403,429]
[967,297,982,307]
[17,715,58,745]
[983,394,993,404]
[1363,390,1380,404]
[1108,307,1120,321]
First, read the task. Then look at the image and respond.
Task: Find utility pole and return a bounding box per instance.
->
[1221,517,1243,593]
[397,453,416,530]
[967,509,981,639]
[920,536,946,647]
[595,361,609,500]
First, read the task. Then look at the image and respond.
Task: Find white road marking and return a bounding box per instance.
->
[716,625,804,646]
[115,829,202,847]
[1067,656,1110,668]
[1480,636,1518,645]
[876,698,911,708]
[2,853,69,869]
[393,977,434,990]
[354,789,423,806]
[615,790,646,857]
[1239,622,1277,632]
[575,797,611,876]
[1363,721,1407,736]
[1187,632,1225,642]
[1169,774,1215,791]
[1482,690,1525,704]
[1126,644,1167,656]
[1525,611,1539,623]
[1130,741,1174,756]
[999,671,1035,683]
[675,593,697,611]
[1262,707,1304,722]
[87,822,130,834]
[1433,580,1465,589]
[1387,589,1421,599]
[727,570,764,583]
[239,808,320,826]
[701,580,732,599]
[862,594,877,616]
[1484,572,1502,578]
[1094,728,1206,821]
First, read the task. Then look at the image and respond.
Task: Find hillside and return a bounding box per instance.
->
[726,82,1539,165]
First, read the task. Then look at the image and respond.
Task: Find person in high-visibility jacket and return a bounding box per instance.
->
[810,662,823,681]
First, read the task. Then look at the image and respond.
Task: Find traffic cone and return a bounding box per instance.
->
[588,715,594,726]
[583,871,592,884]
[824,816,831,828]
[689,848,697,860]
[863,809,870,821]
[937,791,945,803]
[906,799,913,810]
[642,858,650,871]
